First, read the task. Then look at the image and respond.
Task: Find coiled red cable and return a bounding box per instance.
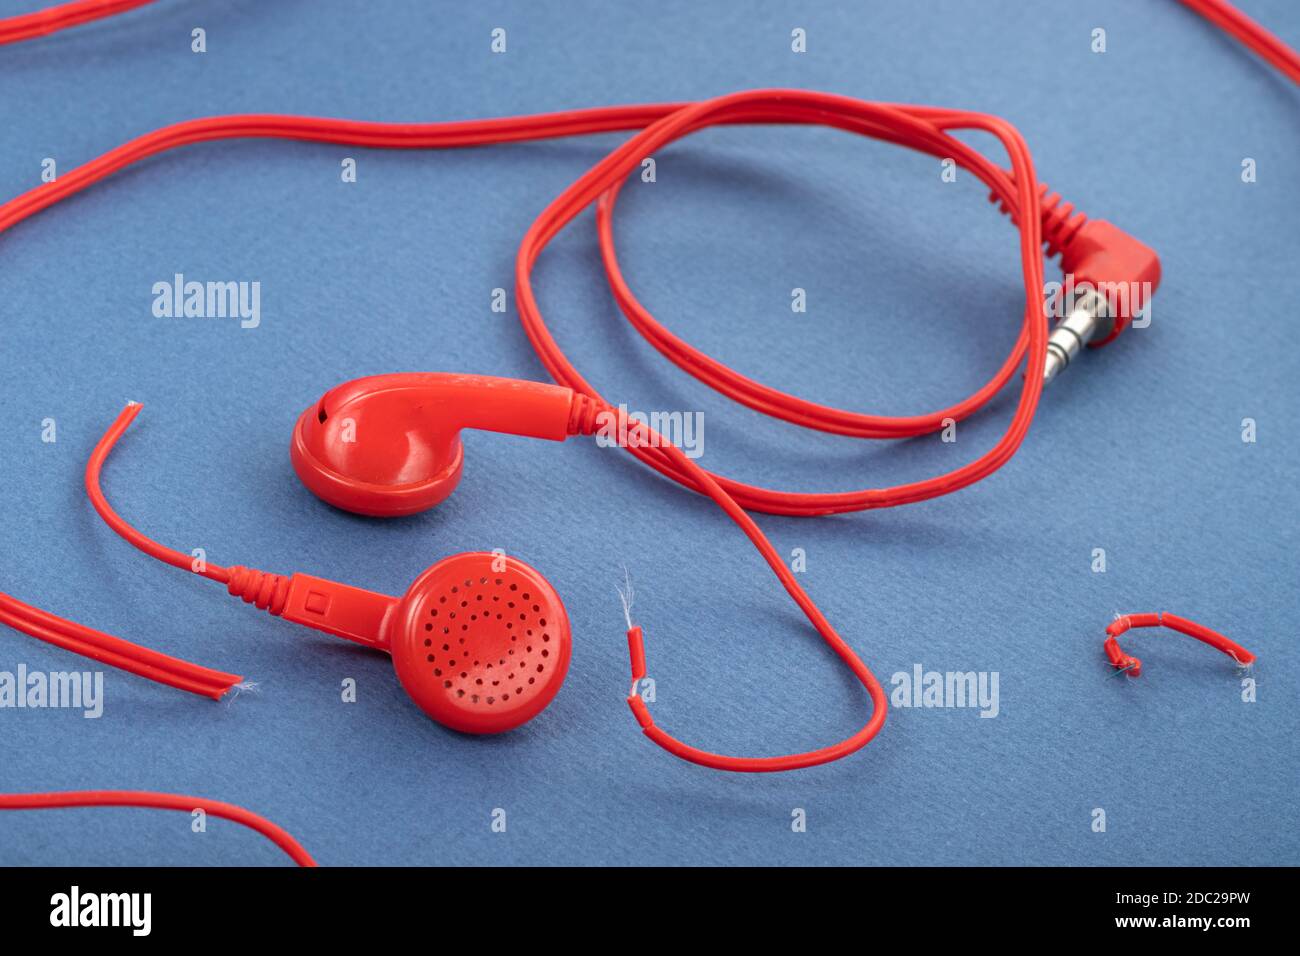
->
[0,790,316,866]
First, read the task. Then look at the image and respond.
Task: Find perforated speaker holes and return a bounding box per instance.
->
[419,573,554,708]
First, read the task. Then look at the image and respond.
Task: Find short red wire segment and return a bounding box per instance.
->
[88,403,296,612]
[0,0,155,44]
[0,791,316,866]
[1103,613,1256,679]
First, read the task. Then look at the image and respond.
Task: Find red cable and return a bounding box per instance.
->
[85,402,234,585]
[1103,612,1256,678]
[0,0,155,44]
[5,0,1297,88]
[0,790,316,866]
[1178,0,1300,85]
[1,101,1048,524]
[0,591,239,698]
[0,91,1255,771]
[0,402,241,700]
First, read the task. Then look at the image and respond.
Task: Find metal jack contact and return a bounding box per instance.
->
[1043,286,1112,384]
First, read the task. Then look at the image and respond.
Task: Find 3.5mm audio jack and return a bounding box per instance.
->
[1043,287,1111,384]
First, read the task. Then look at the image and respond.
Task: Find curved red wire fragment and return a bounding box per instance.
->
[0,790,316,866]
[0,0,156,45]
[1104,612,1256,678]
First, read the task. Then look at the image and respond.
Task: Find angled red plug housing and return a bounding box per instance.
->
[1058,219,1163,347]
[995,183,1162,378]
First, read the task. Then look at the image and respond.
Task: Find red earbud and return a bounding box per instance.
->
[291,373,597,517]
[231,551,572,734]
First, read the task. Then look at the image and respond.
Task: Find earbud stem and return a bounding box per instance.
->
[279,573,397,651]
[428,373,578,441]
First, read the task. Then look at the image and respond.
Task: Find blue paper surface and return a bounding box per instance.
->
[0,0,1296,866]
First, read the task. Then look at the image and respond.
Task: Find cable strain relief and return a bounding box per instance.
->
[225,566,290,616]
[567,392,606,437]
[990,182,1089,261]
[1038,186,1088,260]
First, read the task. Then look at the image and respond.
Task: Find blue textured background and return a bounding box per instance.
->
[0,0,1296,866]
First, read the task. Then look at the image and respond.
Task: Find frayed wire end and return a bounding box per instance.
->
[223,680,261,702]
[616,564,635,630]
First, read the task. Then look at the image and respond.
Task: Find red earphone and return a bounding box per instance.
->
[229,551,572,735]
[290,373,597,517]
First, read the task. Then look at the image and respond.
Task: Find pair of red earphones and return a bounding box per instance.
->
[85,375,586,736]
[1,0,1287,868]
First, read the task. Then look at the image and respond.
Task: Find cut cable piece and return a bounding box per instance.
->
[1103,612,1256,679]
[0,790,316,866]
